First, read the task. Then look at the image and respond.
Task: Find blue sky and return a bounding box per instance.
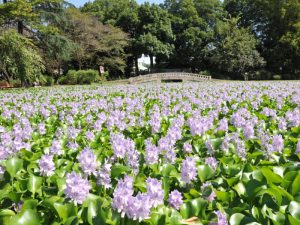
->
[68,0,164,7]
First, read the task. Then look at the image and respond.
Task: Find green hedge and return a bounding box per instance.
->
[58,70,102,85]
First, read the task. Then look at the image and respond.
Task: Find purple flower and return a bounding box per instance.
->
[183,143,192,153]
[214,210,228,225]
[50,140,63,155]
[201,181,212,190]
[146,177,164,208]
[205,157,218,171]
[181,157,197,184]
[205,140,214,155]
[145,139,159,165]
[65,172,91,204]
[164,148,177,164]
[168,190,183,210]
[78,148,97,175]
[236,140,246,160]
[218,118,228,131]
[85,131,95,141]
[127,193,151,221]
[0,165,5,177]
[39,154,55,176]
[243,124,254,139]
[272,135,284,153]
[110,133,127,159]
[112,176,134,217]
[206,190,216,202]
[97,160,112,189]
[127,149,140,174]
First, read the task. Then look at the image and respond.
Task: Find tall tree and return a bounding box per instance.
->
[210,18,265,80]
[0,29,45,86]
[163,0,224,71]
[63,8,129,76]
[137,3,174,70]
[224,0,300,77]
[0,0,63,35]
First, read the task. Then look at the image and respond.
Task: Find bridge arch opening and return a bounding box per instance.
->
[162,79,183,83]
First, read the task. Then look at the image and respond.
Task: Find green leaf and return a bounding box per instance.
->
[87,198,106,225]
[64,216,79,225]
[9,209,41,225]
[111,164,130,179]
[54,202,77,222]
[289,201,300,220]
[22,199,38,211]
[233,182,246,196]
[0,209,15,225]
[229,213,256,225]
[291,173,300,196]
[197,165,214,182]
[288,215,300,225]
[161,164,175,177]
[5,157,23,178]
[180,198,207,219]
[261,167,282,184]
[27,174,43,196]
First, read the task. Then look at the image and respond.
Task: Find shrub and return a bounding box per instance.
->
[45,76,54,86]
[58,70,100,85]
[77,70,98,84]
[273,74,282,80]
[11,79,22,87]
[58,70,77,85]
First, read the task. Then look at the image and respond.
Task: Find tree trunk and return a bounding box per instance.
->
[18,20,24,35]
[134,56,139,76]
[150,55,154,72]
[2,70,11,86]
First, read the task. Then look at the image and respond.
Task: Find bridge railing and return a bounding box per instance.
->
[128,73,211,83]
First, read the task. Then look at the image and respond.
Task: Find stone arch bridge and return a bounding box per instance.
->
[128,72,211,84]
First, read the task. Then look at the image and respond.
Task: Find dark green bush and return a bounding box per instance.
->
[77,70,98,84]
[58,69,100,85]
[45,76,54,86]
[11,79,22,87]
[273,74,282,80]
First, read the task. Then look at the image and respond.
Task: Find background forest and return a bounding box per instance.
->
[0,0,299,86]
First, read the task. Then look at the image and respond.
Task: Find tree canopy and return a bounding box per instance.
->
[0,0,299,84]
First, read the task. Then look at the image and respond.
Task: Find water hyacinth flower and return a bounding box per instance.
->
[77,148,97,176]
[112,176,134,217]
[145,139,159,165]
[243,124,254,139]
[127,193,151,221]
[183,142,192,153]
[65,172,91,204]
[50,140,63,155]
[214,210,228,225]
[296,140,300,154]
[39,154,55,176]
[164,148,177,164]
[205,140,214,155]
[146,177,164,208]
[206,190,216,202]
[218,118,228,131]
[110,133,127,159]
[97,161,112,189]
[181,156,197,184]
[0,166,5,178]
[168,190,183,210]
[205,157,218,171]
[272,135,284,153]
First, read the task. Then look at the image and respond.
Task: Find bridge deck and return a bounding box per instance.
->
[128,73,211,84]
